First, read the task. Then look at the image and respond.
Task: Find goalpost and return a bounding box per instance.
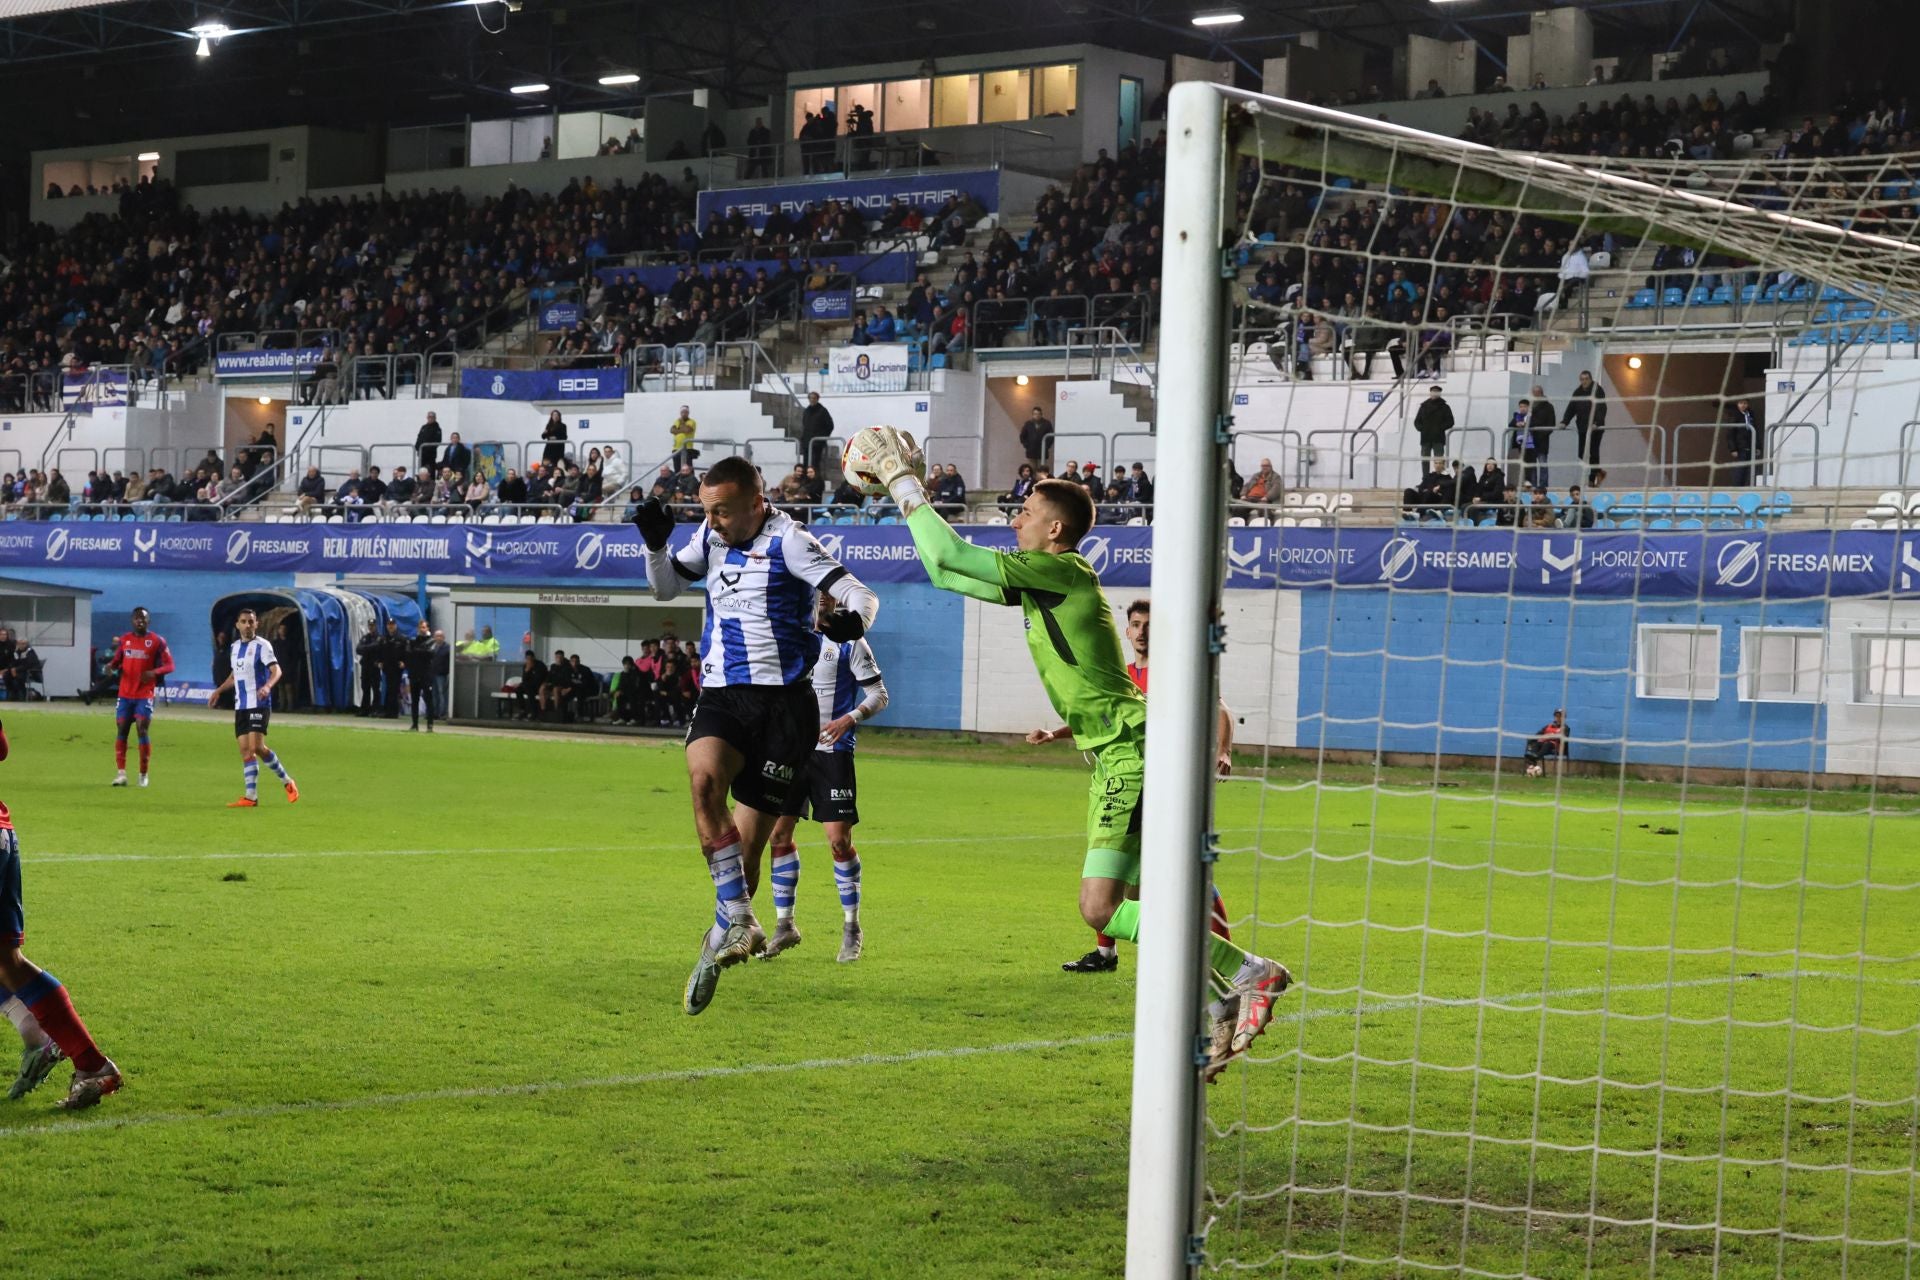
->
[1133,79,1920,1277]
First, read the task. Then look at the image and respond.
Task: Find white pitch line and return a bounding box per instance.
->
[0,1032,1134,1139]
[0,972,1882,1142]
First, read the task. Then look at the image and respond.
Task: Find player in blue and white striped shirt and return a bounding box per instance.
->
[206,609,300,808]
[635,456,878,1015]
[763,592,890,964]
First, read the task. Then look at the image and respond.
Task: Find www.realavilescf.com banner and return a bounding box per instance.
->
[4,523,1920,598]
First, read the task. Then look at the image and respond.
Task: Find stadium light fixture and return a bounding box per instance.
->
[1627,355,1644,369]
[190,20,229,57]
[256,396,273,406]
[510,82,550,95]
[598,72,640,86]
[136,151,160,161]
[1191,10,1244,25]
[1015,374,1030,386]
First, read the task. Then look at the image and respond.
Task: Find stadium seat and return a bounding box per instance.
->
[1297,516,1323,527]
[1869,491,1905,519]
[1281,493,1304,508]
[1125,517,1146,526]
[1610,491,1644,519]
[1226,516,1247,527]
[1333,492,1354,510]
[1626,289,1655,310]
[1648,518,1674,530]
[985,515,1009,526]
[1245,516,1270,528]
[1302,493,1330,512]
[1643,492,1676,518]
[1676,517,1705,530]
[1770,493,1795,518]
[1590,494,1615,517]
[1672,493,1704,518]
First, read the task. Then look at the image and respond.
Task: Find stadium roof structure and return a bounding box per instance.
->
[0,0,1791,129]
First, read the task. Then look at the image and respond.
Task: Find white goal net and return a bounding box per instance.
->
[1136,81,1920,1280]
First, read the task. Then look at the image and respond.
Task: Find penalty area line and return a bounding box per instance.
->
[0,1032,1135,1140]
[0,971,1878,1141]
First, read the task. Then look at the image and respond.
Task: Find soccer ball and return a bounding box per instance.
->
[1526,763,1543,777]
[842,429,895,497]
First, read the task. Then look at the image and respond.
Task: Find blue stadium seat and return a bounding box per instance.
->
[1648,518,1675,530]
[1662,287,1685,307]
[1676,517,1705,530]
[1611,491,1645,519]
[1590,493,1615,517]
[1706,491,1740,517]
[1770,493,1795,518]
[1626,288,1655,310]
[1643,492,1676,518]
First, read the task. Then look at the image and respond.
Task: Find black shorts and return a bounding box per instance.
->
[686,684,819,815]
[779,750,859,825]
[234,706,271,738]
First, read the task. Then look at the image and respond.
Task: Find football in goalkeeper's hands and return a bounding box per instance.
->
[842,427,922,497]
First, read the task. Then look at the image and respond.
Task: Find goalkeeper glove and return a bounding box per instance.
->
[820,609,867,642]
[631,497,674,552]
[845,426,927,506]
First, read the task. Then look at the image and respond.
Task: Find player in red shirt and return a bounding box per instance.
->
[1035,598,1237,973]
[108,606,173,788]
[0,719,123,1107]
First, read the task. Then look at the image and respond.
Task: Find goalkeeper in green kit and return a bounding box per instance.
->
[845,426,1292,1079]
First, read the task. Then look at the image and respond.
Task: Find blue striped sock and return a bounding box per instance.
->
[832,850,861,921]
[243,759,259,799]
[704,835,750,924]
[770,845,800,919]
[260,750,290,781]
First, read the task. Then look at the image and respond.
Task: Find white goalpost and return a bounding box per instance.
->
[1133,79,1920,1277]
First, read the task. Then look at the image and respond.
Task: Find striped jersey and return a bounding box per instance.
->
[229,637,279,710]
[667,510,852,687]
[808,638,884,754]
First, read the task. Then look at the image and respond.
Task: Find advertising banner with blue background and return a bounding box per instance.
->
[595,251,915,294]
[62,370,128,413]
[5,524,1920,599]
[805,290,854,321]
[459,367,624,402]
[537,301,583,331]
[696,169,999,231]
[214,348,327,378]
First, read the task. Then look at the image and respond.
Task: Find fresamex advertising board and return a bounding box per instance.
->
[695,169,999,230]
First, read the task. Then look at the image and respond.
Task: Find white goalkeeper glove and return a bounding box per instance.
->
[845,426,928,509]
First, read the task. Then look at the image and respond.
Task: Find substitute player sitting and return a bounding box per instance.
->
[632,456,879,1016]
[206,608,300,808]
[762,590,890,964]
[850,426,1291,1079]
[1042,597,1236,974]
[108,606,173,788]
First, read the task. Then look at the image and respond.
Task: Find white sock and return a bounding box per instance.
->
[1,995,51,1049]
[1098,944,1117,958]
[1231,955,1268,989]
[844,907,859,925]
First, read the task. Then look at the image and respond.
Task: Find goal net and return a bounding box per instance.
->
[1134,81,1920,1279]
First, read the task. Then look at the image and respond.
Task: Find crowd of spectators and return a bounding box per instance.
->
[506,637,700,727]
[998,455,1154,524]
[1,170,697,409]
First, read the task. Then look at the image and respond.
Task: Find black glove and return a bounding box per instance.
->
[820,609,866,642]
[631,497,674,552]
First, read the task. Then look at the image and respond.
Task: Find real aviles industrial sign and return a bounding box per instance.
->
[695,170,1000,230]
[4,524,1920,597]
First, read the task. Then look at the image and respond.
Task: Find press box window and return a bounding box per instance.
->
[1637,625,1720,700]
[1740,629,1823,703]
[1852,633,1920,705]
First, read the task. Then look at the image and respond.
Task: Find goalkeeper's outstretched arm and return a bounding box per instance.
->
[851,426,1011,604]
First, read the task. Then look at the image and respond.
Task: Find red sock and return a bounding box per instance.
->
[21,977,107,1074]
[1210,886,1232,941]
[138,742,151,773]
[1096,933,1115,949]
[114,740,127,769]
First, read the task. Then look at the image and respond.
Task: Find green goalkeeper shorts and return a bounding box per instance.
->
[1082,737,1145,885]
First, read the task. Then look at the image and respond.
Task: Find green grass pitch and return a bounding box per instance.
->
[0,705,1914,1278]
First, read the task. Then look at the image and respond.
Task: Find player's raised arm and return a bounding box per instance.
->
[845,427,1013,604]
[633,500,706,602]
[780,523,879,638]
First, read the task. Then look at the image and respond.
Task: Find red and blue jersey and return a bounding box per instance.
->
[114,631,174,699]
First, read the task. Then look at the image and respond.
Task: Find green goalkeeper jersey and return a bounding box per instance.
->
[906,506,1146,751]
